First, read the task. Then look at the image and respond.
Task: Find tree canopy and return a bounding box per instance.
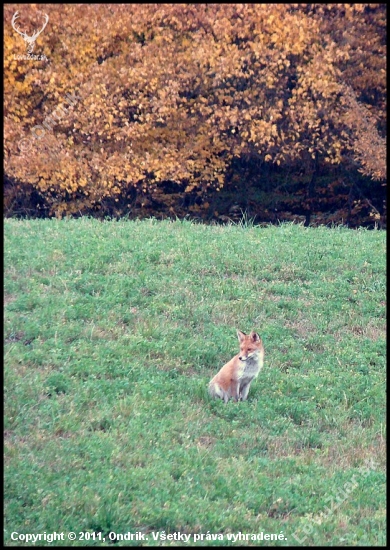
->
[4,3,386,224]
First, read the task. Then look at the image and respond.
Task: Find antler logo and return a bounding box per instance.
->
[12,11,49,54]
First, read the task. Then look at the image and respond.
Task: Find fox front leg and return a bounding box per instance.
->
[239,382,251,401]
[231,380,240,402]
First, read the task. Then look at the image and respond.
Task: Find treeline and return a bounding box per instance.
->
[4,4,386,226]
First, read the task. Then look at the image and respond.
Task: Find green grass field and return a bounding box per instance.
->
[4,218,386,546]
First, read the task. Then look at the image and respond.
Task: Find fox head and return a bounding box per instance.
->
[237,330,263,361]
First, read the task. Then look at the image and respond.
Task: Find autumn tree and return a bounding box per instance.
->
[4,3,386,224]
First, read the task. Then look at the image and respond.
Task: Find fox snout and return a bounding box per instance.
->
[239,350,256,361]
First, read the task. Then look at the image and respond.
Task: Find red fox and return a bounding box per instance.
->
[208,330,264,403]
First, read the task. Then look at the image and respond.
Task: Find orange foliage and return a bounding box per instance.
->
[3,4,386,218]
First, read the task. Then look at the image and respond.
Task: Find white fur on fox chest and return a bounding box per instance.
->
[237,354,263,383]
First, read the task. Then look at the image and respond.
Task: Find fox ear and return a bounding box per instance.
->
[237,330,246,342]
[250,332,261,342]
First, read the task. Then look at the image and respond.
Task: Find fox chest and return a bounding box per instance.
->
[237,359,260,382]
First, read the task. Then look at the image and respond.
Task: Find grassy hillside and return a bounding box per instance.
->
[4,218,386,546]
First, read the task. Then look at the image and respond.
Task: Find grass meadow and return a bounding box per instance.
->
[4,218,386,546]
